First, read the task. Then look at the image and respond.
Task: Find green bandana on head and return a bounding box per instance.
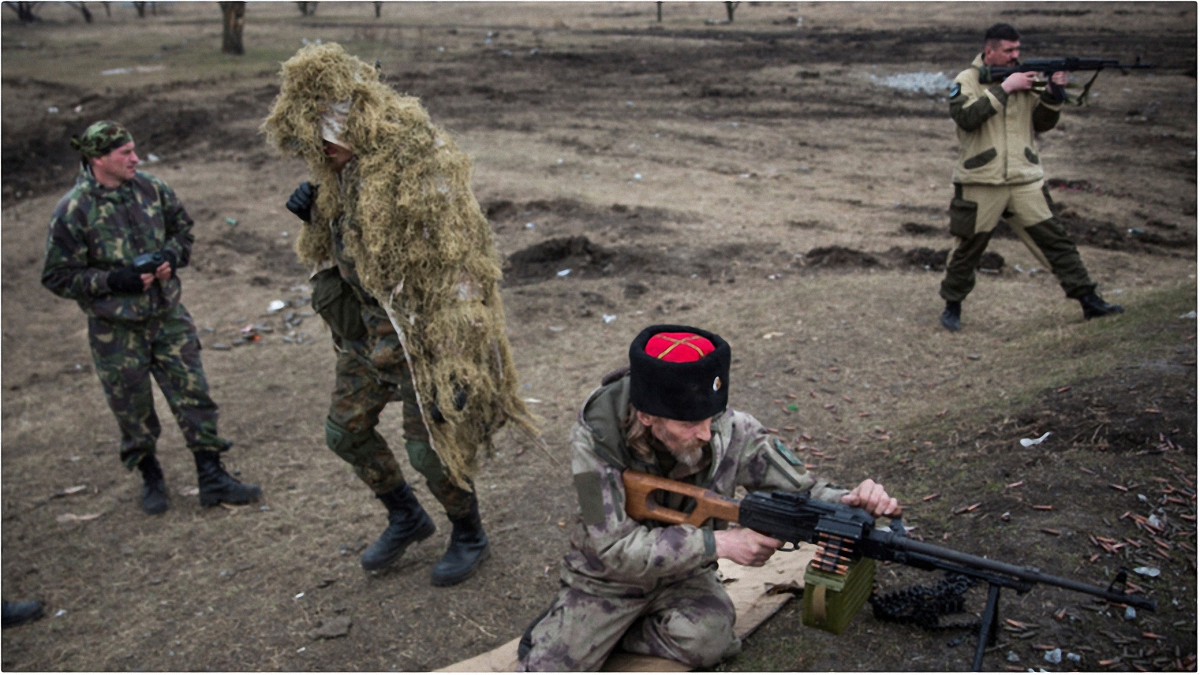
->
[70,120,133,160]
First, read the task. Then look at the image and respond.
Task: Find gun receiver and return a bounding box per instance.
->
[621,470,1156,670]
[977,56,1156,105]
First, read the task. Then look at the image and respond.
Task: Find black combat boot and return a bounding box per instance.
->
[430,497,490,586]
[2,601,44,629]
[137,454,169,515]
[193,450,262,506]
[361,483,437,571]
[1079,293,1124,320]
[941,300,962,332]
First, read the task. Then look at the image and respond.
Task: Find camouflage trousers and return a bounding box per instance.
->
[326,340,475,519]
[520,570,739,671]
[87,304,231,469]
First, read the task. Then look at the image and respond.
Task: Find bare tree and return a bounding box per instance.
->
[725,1,739,22]
[101,1,109,17]
[132,1,145,17]
[71,1,92,22]
[219,1,245,55]
[374,1,382,18]
[295,1,316,16]
[3,1,40,22]
[656,1,662,22]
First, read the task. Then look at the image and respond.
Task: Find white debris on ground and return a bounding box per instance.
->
[870,71,954,95]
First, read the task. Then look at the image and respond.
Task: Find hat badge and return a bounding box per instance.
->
[712,376,722,392]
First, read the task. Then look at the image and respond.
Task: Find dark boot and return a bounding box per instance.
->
[1080,293,1124,320]
[194,450,262,506]
[361,483,436,571]
[431,498,490,586]
[941,300,962,332]
[2,600,44,629]
[137,454,169,515]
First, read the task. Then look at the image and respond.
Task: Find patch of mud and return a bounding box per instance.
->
[899,222,942,236]
[882,247,1004,273]
[485,198,690,238]
[800,246,882,269]
[503,235,758,285]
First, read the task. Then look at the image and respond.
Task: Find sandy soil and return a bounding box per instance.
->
[1,2,1195,671]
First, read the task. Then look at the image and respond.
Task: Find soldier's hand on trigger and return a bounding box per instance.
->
[286,181,318,223]
[1050,71,1068,86]
[1001,70,1039,93]
[714,526,782,567]
[153,251,177,282]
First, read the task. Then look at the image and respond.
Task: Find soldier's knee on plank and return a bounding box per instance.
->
[325,417,388,464]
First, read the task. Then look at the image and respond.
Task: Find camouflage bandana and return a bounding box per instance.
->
[70,120,133,159]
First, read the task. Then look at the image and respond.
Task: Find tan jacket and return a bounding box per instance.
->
[949,54,1063,186]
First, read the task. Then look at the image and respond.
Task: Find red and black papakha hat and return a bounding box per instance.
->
[629,324,731,422]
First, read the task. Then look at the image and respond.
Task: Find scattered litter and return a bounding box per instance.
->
[602,314,617,323]
[281,231,289,237]
[267,300,288,313]
[966,354,981,360]
[52,485,88,498]
[548,326,565,332]
[295,592,305,599]
[522,398,542,404]
[211,343,231,351]
[1020,432,1052,448]
[56,513,102,523]
[179,486,199,496]
[633,174,643,180]
[1147,514,1162,528]
[74,104,83,113]
[297,647,305,653]
[1066,653,1080,663]
[762,332,784,339]
[101,65,166,76]
[869,71,954,95]
[225,217,238,226]
[556,269,571,277]
[1124,606,1137,620]
[146,153,160,163]
[55,609,67,617]
[524,222,535,229]
[47,106,59,114]
[1133,566,1160,577]
[1180,311,1196,319]
[1006,651,1021,663]
[499,49,513,57]
[1044,648,1062,664]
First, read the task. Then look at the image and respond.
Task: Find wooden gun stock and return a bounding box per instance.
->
[621,469,741,526]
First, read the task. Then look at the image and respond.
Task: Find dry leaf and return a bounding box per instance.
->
[56,512,102,523]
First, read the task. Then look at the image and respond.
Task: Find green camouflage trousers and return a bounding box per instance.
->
[326,335,475,519]
[520,570,739,671]
[87,304,231,469]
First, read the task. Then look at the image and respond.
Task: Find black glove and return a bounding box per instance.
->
[107,266,145,294]
[286,182,318,223]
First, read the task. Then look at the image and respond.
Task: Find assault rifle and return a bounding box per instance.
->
[622,470,1156,671]
[977,57,1156,105]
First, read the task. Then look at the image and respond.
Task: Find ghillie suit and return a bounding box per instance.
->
[262,43,538,490]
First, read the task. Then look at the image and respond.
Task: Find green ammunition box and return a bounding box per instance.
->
[801,556,876,635]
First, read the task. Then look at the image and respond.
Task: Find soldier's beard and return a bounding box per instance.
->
[669,443,705,469]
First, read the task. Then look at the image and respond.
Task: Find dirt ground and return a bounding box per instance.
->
[1,2,1196,671]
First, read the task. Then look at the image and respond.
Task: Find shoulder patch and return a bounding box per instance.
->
[949,83,961,98]
[771,437,804,467]
[573,471,606,526]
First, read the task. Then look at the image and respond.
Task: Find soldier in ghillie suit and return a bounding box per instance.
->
[262,44,538,586]
[938,23,1124,332]
[517,326,897,671]
[42,120,262,515]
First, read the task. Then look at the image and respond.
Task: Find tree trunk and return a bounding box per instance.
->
[5,1,41,22]
[101,1,109,17]
[725,1,738,22]
[219,2,245,55]
[374,1,381,18]
[656,1,662,22]
[132,1,145,17]
[75,2,92,22]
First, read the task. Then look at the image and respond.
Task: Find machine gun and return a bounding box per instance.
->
[622,470,1156,671]
[977,57,1156,105]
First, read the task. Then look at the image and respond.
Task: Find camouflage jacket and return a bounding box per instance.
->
[42,168,193,322]
[561,373,848,597]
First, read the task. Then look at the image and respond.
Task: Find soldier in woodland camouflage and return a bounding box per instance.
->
[42,120,261,515]
[518,325,898,671]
